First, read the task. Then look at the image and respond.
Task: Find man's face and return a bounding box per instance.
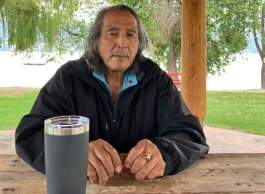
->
[98,10,139,73]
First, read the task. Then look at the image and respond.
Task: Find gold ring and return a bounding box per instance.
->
[142,152,152,161]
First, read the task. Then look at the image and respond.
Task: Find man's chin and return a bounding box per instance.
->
[106,63,131,73]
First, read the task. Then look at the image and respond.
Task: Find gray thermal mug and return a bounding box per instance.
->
[44,115,89,194]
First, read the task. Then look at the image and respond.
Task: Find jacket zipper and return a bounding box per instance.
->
[113,95,119,147]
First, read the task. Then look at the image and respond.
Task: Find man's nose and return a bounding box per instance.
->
[116,33,127,47]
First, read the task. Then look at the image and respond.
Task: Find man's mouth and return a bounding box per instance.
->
[111,49,129,59]
[111,55,129,58]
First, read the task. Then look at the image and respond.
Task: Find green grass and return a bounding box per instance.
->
[205,91,265,135]
[0,91,39,130]
[0,90,265,136]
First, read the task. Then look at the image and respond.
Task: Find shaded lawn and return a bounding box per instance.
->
[0,90,39,130]
[205,91,265,135]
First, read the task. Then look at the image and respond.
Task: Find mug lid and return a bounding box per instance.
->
[44,115,89,136]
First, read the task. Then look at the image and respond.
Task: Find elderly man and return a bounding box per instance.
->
[15,5,209,185]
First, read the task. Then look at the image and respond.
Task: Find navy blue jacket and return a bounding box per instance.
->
[15,57,209,175]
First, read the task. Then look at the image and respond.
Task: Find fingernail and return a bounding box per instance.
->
[116,166,122,173]
[125,163,130,168]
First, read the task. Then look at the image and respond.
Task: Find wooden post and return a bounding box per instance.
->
[181,0,207,124]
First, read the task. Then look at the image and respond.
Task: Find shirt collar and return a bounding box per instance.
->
[92,69,138,93]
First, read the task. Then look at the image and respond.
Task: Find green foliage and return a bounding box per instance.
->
[205,91,265,135]
[0,0,88,53]
[207,0,262,74]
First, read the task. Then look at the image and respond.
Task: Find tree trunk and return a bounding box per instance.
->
[261,2,265,89]
[262,61,265,89]
[157,0,181,72]
[166,41,178,71]
[166,33,180,71]
[253,2,265,89]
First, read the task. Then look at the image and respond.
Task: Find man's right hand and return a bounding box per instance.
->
[87,139,122,184]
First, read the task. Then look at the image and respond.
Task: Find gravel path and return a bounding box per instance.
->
[0,87,38,96]
[205,127,265,153]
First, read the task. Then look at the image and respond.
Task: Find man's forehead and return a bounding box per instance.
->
[102,10,138,29]
[104,23,138,31]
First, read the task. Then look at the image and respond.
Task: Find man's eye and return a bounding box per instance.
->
[108,32,117,37]
[127,33,135,37]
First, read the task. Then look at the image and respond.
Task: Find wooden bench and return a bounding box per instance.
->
[167,71,181,88]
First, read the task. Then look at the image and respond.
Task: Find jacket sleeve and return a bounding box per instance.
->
[15,67,75,174]
[151,72,209,176]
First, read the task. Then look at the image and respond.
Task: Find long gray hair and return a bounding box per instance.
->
[83,5,148,72]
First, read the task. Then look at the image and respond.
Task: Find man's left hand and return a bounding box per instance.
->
[125,139,165,181]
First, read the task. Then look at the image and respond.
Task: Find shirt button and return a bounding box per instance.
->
[128,80,132,85]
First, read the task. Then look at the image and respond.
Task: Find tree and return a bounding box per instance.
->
[155,0,181,71]
[0,0,95,55]
[252,1,265,89]
[207,0,250,74]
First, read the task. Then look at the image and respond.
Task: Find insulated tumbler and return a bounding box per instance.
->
[44,115,89,194]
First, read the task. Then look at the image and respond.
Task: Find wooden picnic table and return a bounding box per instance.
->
[0,153,265,194]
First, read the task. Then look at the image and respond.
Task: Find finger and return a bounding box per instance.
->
[89,149,109,185]
[87,161,98,184]
[125,142,146,168]
[134,157,158,181]
[146,164,164,180]
[93,145,115,177]
[130,154,148,174]
[103,143,122,174]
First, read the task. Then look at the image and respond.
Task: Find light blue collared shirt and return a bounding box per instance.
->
[92,69,138,95]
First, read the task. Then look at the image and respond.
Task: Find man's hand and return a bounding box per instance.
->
[125,139,165,181]
[87,139,122,184]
